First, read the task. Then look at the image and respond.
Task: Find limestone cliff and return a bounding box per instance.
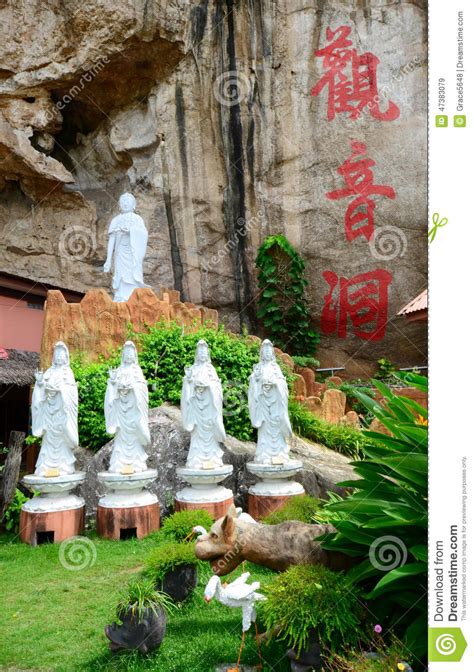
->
[0,0,428,375]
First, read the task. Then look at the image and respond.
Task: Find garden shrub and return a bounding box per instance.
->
[262,494,322,525]
[144,541,200,582]
[255,234,320,355]
[160,509,213,542]
[288,399,368,459]
[2,489,29,532]
[320,372,428,662]
[262,564,362,656]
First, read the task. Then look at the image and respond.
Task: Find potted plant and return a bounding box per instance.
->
[105,578,174,654]
[262,565,363,670]
[145,540,201,603]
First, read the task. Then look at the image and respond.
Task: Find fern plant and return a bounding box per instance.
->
[255,234,319,355]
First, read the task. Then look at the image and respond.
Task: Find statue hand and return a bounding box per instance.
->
[103,261,111,273]
[109,368,117,382]
[35,370,44,383]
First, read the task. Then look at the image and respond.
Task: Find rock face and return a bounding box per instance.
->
[80,404,356,518]
[0,1,427,374]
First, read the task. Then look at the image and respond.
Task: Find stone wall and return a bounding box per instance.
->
[0,0,428,376]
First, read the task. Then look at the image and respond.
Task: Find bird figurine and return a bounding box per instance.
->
[192,525,208,539]
[204,572,266,670]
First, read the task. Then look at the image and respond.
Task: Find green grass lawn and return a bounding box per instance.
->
[0,531,287,672]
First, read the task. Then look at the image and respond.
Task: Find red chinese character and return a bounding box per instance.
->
[327,141,396,241]
[321,269,392,341]
[311,26,400,122]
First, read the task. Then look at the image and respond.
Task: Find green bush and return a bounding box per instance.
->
[2,489,29,532]
[262,494,322,525]
[144,541,200,582]
[288,399,368,459]
[255,234,320,355]
[160,509,213,542]
[292,355,320,369]
[320,372,428,662]
[262,564,362,655]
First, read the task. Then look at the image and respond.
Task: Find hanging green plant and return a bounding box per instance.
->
[255,234,320,355]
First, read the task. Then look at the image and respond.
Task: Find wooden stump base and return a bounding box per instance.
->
[20,506,85,545]
[248,493,297,521]
[96,503,160,540]
[174,496,234,520]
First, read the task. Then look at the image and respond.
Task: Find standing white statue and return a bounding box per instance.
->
[248,339,292,464]
[31,341,78,476]
[103,192,149,302]
[104,341,151,473]
[181,340,226,469]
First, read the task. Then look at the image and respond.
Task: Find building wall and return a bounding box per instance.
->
[0,295,44,352]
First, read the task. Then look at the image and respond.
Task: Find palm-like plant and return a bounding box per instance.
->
[320,373,427,664]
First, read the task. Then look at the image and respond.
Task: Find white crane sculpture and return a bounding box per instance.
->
[204,572,266,669]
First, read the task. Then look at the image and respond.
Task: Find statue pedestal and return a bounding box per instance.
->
[175,465,234,519]
[20,472,86,544]
[246,460,304,521]
[96,469,160,539]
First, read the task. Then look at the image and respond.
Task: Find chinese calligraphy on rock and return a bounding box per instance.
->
[311,25,400,122]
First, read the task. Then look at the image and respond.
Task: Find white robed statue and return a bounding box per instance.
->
[103,192,150,302]
[181,340,226,469]
[248,339,292,464]
[105,341,150,473]
[32,341,78,476]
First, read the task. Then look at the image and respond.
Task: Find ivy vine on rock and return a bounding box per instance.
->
[255,234,320,355]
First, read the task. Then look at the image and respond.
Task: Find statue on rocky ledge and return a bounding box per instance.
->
[104,341,150,474]
[32,341,78,477]
[248,339,292,465]
[181,340,226,469]
[103,192,150,302]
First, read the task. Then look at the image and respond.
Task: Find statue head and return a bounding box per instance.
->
[195,339,210,364]
[52,341,69,367]
[260,339,275,363]
[119,192,136,214]
[121,341,138,366]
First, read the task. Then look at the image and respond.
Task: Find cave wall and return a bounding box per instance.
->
[0,0,427,375]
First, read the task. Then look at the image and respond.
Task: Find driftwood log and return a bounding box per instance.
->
[0,430,24,521]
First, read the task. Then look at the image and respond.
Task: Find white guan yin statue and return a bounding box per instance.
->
[104,341,151,473]
[31,342,78,476]
[103,192,150,302]
[248,339,292,464]
[181,340,226,469]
